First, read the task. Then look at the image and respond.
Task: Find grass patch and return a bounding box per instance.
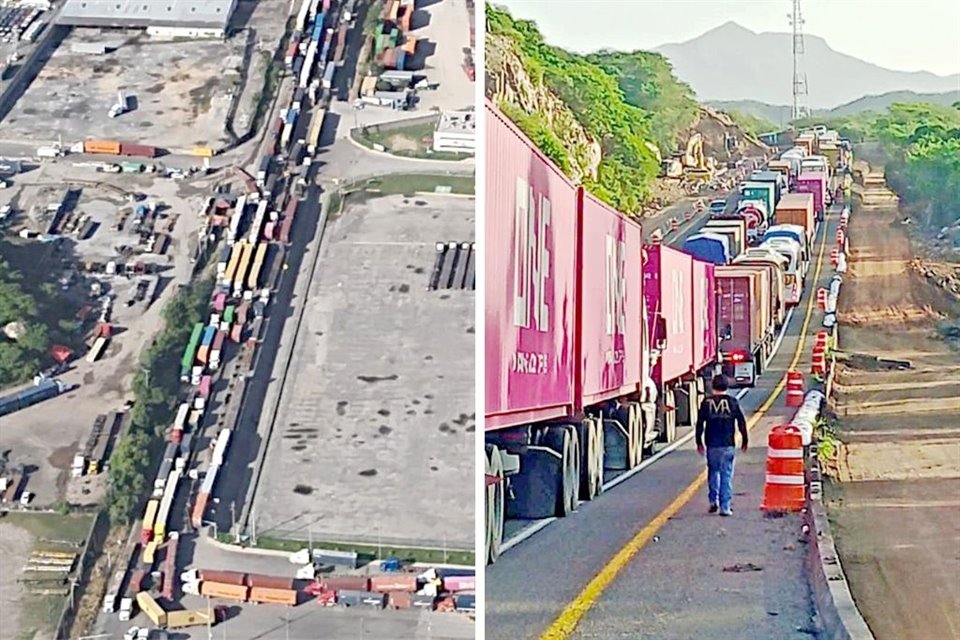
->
[351,122,473,162]
[218,532,474,567]
[333,173,474,212]
[1,512,94,640]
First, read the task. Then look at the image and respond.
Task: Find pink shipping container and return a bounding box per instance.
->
[691,259,717,373]
[795,172,827,218]
[213,293,226,312]
[642,244,694,385]
[230,324,243,343]
[577,191,644,407]
[263,221,275,241]
[484,103,577,430]
[212,330,226,352]
[441,575,475,592]
[198,375,211,398]
[322,576,369,591]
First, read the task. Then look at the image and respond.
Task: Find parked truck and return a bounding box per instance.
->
[484,103,718,565]
[0,377,71,418]
[774,193,816,245]
[738,181,776,222]
[715,265,774,387]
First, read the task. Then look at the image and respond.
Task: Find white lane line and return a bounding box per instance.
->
[500,518,558,554]
[601,429,697,492]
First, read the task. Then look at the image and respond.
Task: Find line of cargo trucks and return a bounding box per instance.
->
[483,101,851,563]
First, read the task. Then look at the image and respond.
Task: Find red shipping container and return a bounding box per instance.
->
[230,324,243,343]
[169,427,183,445]
[199,570,247,586]
[246,574,295,590]
[322,576,369,591]
[263,221,275,241]
[278,214,294,245]
[119,143,157,158]
[191,492,209,528]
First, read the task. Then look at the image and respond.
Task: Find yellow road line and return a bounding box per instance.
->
[539,218,832,640]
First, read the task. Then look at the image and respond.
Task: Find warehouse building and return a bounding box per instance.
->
[57,0,237,39]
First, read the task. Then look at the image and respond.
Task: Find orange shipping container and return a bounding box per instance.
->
[191,492,209,528]
[388,591,412,609]
[84,139,121,155]
[370,575,417,592]
[402,37,416,55]
[200,581,249,601]
[249,586,297,605]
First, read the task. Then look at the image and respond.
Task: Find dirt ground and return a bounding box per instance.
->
[0,522,33,640]
[827,163,960,640]
[0,162,213,507]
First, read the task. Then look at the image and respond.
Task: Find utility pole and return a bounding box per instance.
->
[789,0,808,121]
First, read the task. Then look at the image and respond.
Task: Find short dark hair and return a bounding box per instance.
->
[712,374,729,392]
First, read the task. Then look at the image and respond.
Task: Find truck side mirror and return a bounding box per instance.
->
[655,316,667,350]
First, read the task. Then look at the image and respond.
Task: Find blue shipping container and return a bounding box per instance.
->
[292,57,303,75]
[0,379,64,418]
[396,50,406,71]
[201,325,216,347]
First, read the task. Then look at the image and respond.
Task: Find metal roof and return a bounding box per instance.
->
[58,0,236,30]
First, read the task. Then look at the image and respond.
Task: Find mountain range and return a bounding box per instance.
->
[653,22,960,109]
[710,90,960,127]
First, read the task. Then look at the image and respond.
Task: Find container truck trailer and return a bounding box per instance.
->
[715,266,775,386]
[796,171,827,220]
[739,181,776,221]
[180,323,204,381]
[773,193,815,244]
[0,377,71,418]
[484,103,718,564]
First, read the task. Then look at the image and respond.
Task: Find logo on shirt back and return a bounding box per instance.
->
[708,397,731,416]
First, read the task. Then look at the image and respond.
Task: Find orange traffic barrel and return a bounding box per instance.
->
[830,248,839,266]
[811,344,826,376]
[761,425,806,512]
[785,370,804,407]
[816,288,827,310]
[670,218,679,231]
[836,228,845,245]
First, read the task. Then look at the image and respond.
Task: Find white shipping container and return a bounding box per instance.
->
[201,463,220,493]
[174,403,190,430]
[211,429,231,466]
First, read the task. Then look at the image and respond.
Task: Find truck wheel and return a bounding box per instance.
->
[660,389,677,444]
[578,418,603,500]
[615,404,641,468]
[544,425,579,517]
[485,444,505,565]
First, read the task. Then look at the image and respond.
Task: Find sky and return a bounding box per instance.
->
[492,0,960,77]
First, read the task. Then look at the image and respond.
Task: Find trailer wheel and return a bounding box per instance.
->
[615,405,641,468]
[543,425,579,517]
[578,418,603,500]
[485,444,504,564]
[687,380,700,429]
[662,389,677,443]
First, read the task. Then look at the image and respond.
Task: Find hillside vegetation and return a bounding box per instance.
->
[486,4,700,215]
[800,103,960,227]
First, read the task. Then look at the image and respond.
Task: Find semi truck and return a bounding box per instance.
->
[136,591,226,629]
[774,193,816,244]
[739,181,776,221]
[484,103,726,564]
[0,377,71,418]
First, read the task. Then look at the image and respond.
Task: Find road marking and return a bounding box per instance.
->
[538,209,832,640]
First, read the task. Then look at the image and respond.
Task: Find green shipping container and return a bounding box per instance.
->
[181,322,204,377]
[223,305,235,325]
[740,182,775,221]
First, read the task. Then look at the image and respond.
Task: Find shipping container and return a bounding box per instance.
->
[702,220,747,257]
[681,233,730,265]
[0,378,68,418]
[191,491,209,528]
[200,581,249,601]
[249,586,297,605]
[441,575,476,592]
[167,608,218,629]
[140,499,160,544]
[739,181,776,219]
[773,193,815,243]
[388,591,412,609]
[181,323,204,380]
[247,242,268,290]
[370,574,417,592]
[192,147,215,158]
[484,103,578,431]
[137,591,167,627]
[84,140,121,155]
[795,171,827,219]
[715,267,770,387]
[119,143,157,158]
[246,574,295,590]
[578,191,644,408]
[321,576,369,591]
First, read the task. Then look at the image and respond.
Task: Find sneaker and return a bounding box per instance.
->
[709,504,719,514]
[719,509,733,517]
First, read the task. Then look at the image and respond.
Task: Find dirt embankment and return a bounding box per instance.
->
[826,162,960,640]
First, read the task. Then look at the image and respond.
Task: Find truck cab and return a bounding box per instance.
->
[118,597,134,621]
[763,224,809,273]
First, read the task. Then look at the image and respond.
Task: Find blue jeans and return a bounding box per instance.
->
[707,446,736,511]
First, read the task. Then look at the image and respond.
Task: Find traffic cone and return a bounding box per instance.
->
[785,370,804,407]
[761,425,806,513]
[816,288,827,311]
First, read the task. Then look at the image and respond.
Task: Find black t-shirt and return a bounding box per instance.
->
[696,394,747,448]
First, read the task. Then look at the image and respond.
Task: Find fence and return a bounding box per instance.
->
[52,509,111,640]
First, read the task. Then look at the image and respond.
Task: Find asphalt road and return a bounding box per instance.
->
[487,206,842,640]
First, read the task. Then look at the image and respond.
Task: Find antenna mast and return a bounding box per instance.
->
[789,0,808,121]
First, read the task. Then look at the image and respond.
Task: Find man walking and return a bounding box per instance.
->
[696,374,748,516]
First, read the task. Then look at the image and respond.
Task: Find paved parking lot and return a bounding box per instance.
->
[251,193,475,548]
